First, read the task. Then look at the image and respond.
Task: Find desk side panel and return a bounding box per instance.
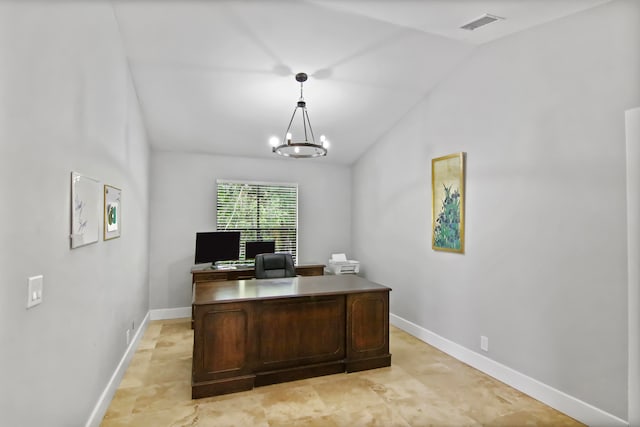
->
[346,291,391,372]
[192,302,256,384]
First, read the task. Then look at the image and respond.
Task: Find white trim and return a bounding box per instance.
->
[149,306,191,320]
[216,178,298,188]
[390,313,628,427]
[87,308,627,426]
[626,106,640,427]
[85,311,150,427]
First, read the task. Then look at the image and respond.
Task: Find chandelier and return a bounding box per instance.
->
[270,73,329,158]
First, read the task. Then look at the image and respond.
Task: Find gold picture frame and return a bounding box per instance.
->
[103,184,121,240]
[432,152,465,253]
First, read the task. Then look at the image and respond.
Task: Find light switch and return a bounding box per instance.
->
[27,275,43,309]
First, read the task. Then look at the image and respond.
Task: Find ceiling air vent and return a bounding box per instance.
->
[460,13,504,31]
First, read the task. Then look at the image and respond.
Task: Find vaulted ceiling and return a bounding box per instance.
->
[113,0,610,165]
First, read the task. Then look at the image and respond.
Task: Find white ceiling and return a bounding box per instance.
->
[113,0,610,165]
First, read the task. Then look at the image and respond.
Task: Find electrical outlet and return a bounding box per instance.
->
[480,336,489,352]
[126,329,131,346]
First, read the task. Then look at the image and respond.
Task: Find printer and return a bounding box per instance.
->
[326,253,360,275]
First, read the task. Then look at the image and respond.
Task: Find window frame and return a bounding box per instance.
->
[216,179,299,263]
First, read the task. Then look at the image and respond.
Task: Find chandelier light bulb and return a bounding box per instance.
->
[286,132,292,143]
[294,146,300,154]
[269,136,280,147]
[320,134,330,149]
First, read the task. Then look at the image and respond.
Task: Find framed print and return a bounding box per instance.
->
[432,152,466,253]
[104,184,121,240]
[70,172,100,249]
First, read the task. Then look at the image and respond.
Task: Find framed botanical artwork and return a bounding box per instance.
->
[70,172,100,249]
[103,184,122,240]
[432,152,466,253]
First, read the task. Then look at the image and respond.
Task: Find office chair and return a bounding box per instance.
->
[254,253,296,279]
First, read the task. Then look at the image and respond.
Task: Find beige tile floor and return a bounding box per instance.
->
[101,318,584,426]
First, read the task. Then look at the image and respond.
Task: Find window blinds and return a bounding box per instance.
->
[216,180,298,263]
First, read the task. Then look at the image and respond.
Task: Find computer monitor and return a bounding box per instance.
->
[245,240,275,260]
[194,231,241,265]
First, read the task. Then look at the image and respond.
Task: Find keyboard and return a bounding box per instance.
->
[215,262,254,269]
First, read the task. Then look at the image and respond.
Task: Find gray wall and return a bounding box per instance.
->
[0,3,150,426]
[352,0,639,420]
[149,151,351,309]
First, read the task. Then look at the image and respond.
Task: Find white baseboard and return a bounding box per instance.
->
[85,308,190,426]
[87,309,626,426]
[85,311,150,427]
[390,313,628,427]
[149,306,191,320]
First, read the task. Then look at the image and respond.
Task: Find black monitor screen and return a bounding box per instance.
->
[245,241,276,259]
[194,231,240,265]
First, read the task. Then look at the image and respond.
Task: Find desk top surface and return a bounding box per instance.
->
[193,274,391,305]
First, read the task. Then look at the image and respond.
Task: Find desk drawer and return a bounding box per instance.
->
[256,295,345,371]
[295,265,325,276]
[193,272,228,282]
[226,271,255,280]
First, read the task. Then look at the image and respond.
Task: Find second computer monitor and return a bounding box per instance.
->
[245,240,275,259]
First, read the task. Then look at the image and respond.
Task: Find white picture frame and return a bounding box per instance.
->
[70,172,100,249]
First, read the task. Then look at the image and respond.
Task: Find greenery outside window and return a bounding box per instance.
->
[216,180,298,263]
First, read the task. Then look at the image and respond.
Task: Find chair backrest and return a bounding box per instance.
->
[254,253,296,279]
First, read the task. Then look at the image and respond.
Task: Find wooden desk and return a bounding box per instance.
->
[190,264,325,328]
[191,263,325,283]
[191,275,391,398]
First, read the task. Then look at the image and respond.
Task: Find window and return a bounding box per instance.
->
[216,180,298,263]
